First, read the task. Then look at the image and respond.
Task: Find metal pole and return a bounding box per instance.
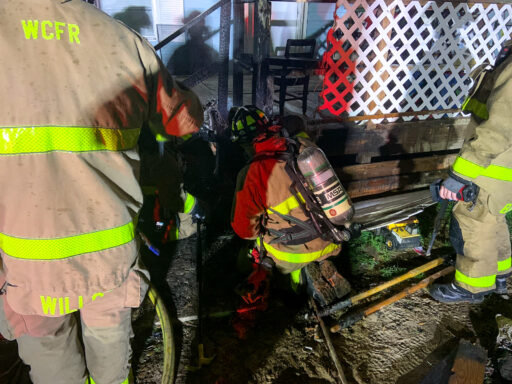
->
[310,298,349,384]
[218,0,232,120]
[233,1,245,106]
[253,0,272,112]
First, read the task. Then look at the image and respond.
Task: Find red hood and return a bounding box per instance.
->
[253,136,288,154]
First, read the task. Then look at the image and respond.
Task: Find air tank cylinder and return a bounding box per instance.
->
[297,146,354,225]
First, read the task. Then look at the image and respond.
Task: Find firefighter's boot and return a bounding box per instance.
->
[319,259,351,299]
[429,282,492,304]
[304,262,337,307]
[496,274,511,295]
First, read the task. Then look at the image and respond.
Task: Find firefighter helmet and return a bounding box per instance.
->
[228,105,270,142]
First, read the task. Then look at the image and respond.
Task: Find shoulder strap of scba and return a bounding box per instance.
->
[251,138,346,245]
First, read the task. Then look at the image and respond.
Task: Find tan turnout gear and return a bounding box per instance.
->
[0,0,202,382]
[231,136,341,275]
[448,44,512,293]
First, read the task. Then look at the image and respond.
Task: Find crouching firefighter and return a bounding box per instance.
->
[139,131,204,244]
[229,106,354,313]
[429,39,512,304]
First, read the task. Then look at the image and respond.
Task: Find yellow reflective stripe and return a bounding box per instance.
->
[290,269,301,284]
[295,131,310,139]
[455,270,495,288]
[289,268,302,292]
[0,126,140,154]
[452,156,512,181]
[155,133,169,142]
[88,375,130,384]
[498,257,512,272]
[246,116,255,127]
[462,97,489,120]
[1,221,135,260]
[183,193,196,214]
[267,193,305,216]
[257,237,340,263]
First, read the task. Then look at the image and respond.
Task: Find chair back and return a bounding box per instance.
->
[284,39,316,59]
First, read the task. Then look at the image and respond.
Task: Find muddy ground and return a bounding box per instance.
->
[3,203,512,383]
[131,204,512,384]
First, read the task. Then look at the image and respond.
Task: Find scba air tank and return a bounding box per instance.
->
[297,146,354,225]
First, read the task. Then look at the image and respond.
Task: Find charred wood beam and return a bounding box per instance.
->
[336,154,457,181]
[344,169,448,199]
[316,117,469,160]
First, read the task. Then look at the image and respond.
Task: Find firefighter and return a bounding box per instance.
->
[230,106,351,308]
[0,2,203,384]
[139,131,203,243]
[429,40,512,304]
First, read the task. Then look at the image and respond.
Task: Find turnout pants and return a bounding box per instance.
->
[451,189,512,293]
[0,287,135,384]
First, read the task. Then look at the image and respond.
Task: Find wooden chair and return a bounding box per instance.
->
[272,39,317,115]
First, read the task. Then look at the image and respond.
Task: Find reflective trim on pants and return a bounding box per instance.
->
[257,238,341,264]
[451,192,507,293]
[498,257,512,274]
[88,370,132,384]
[454,269,496,290]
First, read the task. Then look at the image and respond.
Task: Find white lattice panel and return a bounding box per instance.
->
[320,0,512,122]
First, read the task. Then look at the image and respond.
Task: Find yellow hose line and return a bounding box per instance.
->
[148,285,175,384]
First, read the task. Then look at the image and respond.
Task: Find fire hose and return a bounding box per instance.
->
[147,284,176,384]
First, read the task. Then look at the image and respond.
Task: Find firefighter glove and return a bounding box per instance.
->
[190,201,206,223]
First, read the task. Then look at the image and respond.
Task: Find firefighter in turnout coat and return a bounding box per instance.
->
[430,40,512,303]
[230,106,351,307]
[0,1,202,383]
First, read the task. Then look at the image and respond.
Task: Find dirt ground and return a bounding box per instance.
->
[3,203,512,384]
[2,206,512,384]
[130,204,512,384]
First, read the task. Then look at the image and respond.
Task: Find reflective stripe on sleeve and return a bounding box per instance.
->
[267,193,305,216]
[498,257,512,272]
[452,156,512,181]
[183,193,196,214]
[454,269,496,288]
[0,126,140,154]
[257,237,340,263]
[461,97,489,120]
[1,221,135,260]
